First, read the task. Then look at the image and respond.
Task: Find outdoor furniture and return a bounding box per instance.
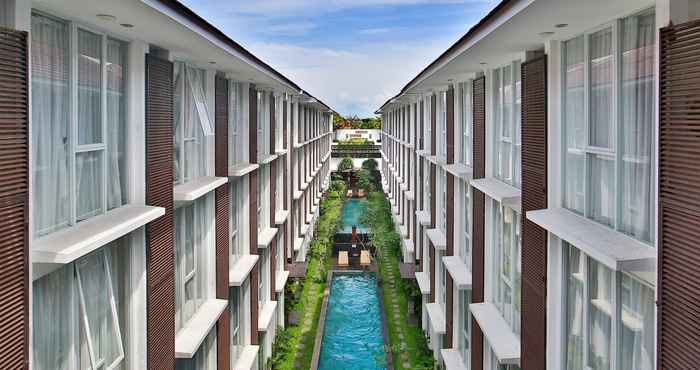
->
[339,251,349,266]
[347,190,353,198]
[360,250,371,266]
[358,189,365,197]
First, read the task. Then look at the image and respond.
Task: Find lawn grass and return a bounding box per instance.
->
[269,192,343,370]
[364,191,435,370]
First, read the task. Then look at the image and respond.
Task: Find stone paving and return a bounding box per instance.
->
[380,244,414,370]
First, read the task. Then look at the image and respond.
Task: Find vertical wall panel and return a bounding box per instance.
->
[658,19,700,368]
[520,55,547,370]
[431,94,437,156]
[471,75,486,370]
[249,84,260,344]
[0,27,28,369]
[214,75,230,370]
[145,53,175,370]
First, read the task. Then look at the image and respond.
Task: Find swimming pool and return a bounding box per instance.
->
[339,198,369,234]
[318,273,386,370]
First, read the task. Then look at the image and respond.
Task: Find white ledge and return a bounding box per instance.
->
[174,176,228,202]
[470,302,520,365]
[442,256,472,290]
[416,149,430,158]
[416,210,431,226]
[444,163,473,181]
[426,228,447,250]
[275,210,290,225]
[276,149,288,156]
[293,190,303,200]
[426,303,447,334]
[294,237,303,252]
[258,153,278,164]
[229,162,259,177]
[470,177,521,212]
[415,271,431,295]
[258,300,278,331]
[527,208,656,272]
[175,299,228,358]
[275,270,290,293]
[32,205,164,264]
[229,255,259,286]
[232,345,259,370]
[258,227,279,248]
[406,190,415,201]
[441,349,468,370]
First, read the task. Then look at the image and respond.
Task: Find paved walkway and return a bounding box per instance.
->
[379,245,412,369]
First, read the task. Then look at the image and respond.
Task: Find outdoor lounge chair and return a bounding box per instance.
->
[338,251,349,266]
[360,250,370,266]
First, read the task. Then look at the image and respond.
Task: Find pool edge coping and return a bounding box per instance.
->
[310,270,393,370]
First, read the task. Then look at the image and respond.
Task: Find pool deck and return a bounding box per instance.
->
[310,270,393,370]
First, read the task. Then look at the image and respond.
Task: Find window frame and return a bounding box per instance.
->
[492,61,522,188]
[460,80,473,166]
[31,11,130,236]
[561,9,656,244]
[491,201,522,335]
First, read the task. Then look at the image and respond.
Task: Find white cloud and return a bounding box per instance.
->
[246,40,454,116]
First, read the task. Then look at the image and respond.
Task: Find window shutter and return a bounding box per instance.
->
[214,75,231,370]
[658,19,700,368]
[471,75,486,370]
[0,27,29,369]
[145,53,175,370]
[520,55,548,370]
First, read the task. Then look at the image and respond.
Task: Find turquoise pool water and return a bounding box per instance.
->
[340,199,368,234]
[319,273,386,370]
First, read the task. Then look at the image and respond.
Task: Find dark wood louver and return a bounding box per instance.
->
[214,75,230,370]
[444,84,455,349]
[658,19,700,368]
[248,85,260,345]
[145,53,175,370]
[471,75,486,370]
[520,55,547,370]
[0,27,29,370]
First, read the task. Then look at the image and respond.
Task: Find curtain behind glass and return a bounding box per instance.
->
[588,260,613,370]
[175,200,209,331]
[31,13,70,236]
[106,39,127,210]
[175,331,217,370]
[33,265,73,370]
[620,274,654,370]
[620,11,655,243]
[565,245,584,370]
[228,81,245,165]
[174,63,208,184]
[563,37,585,214]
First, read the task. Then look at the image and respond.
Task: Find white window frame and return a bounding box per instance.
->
[460,291,471,365]
[561,9,656,245]
[31,12,129,236]
[492,62,522,188]
[440,90,448,159]
[229,81,245,165]
[460,80,473,166]
[491,201,522,335]
[440,169,447,233]
[230,180,242,265]
[230,286,241,363]
[461,181,471,269]
[75,249,125,370]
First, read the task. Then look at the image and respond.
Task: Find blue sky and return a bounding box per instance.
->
[180,0,500,116]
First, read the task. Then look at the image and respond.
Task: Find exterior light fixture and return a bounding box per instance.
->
[120,23,134,28]
[539,31,555,37]
[555,23,568,28]
[96,14,117,21]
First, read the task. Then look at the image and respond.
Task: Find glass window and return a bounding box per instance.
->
[230,180,242,265]
[175,199,211,331]
[460,81,472,165]
[33,241,127,370]
[440,169,447,233]
[440,90,447,158]
[176,331,217,370]
[230,287,241,363]
[492,62,522,187]
[31,13,128,237]
[562,10,656,244]
[228,81,246,165]
[460,291,471,364]
[563,243,654,370]
[461,182,471,268]
[491,202,521,335]
[174,63,213,185]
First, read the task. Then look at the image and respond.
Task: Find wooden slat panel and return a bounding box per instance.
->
[471,75,486,370]
[520,55,548,370]
[0,27,28,370]
[145,53,175,370]
[658,19,700,368]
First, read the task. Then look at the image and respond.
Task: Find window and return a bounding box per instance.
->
[230,287,241,363]
[33,241,127,370]
[491,202,521,335]
[425,95,432,153]
[175,199,211,331]
[460,81,473,165]
[440,91,447,159]
[492,62,522,187]
[440,259,446,307]
[230,180,242,265]
[562,10,656,244]
[563,243,654,370]
[258,251,267,309]
[257,91,269,158]
[174,63,213,184]
[460,291,471,365]
[440,169,447,233]
[176,331,217,370]
[461,182,471,269]
[424,161,431,212]
[31,12,128,237]
[258,167,267,233]
[228,81,246,165]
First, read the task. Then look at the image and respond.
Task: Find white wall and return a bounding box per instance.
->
[334,129,381,143]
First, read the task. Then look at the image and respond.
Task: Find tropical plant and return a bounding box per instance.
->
[338,156,354,172]
[329,179,347,196]
[361,158,378,171]
[357,169,374,192]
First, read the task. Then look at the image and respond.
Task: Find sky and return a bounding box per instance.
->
[180,0,500,117]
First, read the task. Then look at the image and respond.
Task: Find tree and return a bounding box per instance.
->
[357,169,374,192]
[338,157,354,172]
[361,159,378,171]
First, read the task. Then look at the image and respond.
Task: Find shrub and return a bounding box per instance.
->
[338,156,354,172]
[361,158,378,171]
